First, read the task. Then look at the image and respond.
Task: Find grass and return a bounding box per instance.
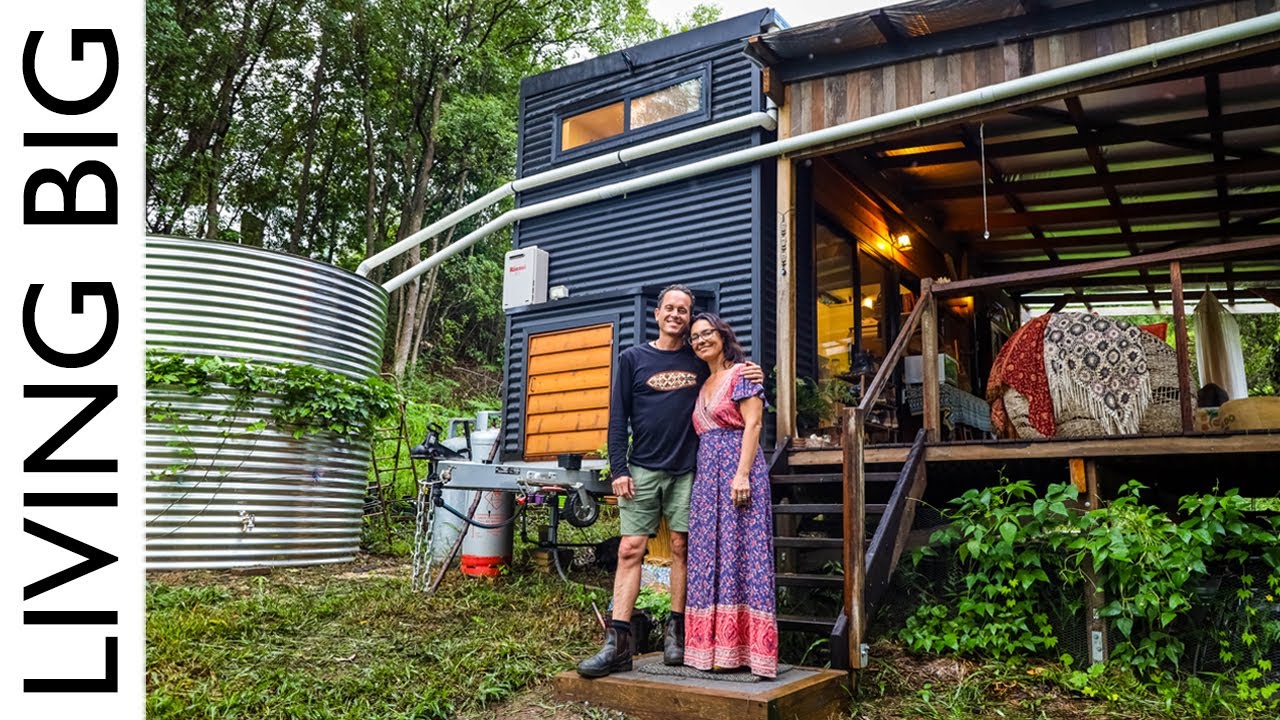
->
[147,558,614,720]
[147,555,1273,720]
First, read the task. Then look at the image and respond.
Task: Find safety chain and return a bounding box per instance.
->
[409,476,439,592]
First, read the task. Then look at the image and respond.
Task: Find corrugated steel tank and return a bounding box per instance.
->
[145,237,389,569]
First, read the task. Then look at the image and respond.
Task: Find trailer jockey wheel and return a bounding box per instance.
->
[564,488,599,528]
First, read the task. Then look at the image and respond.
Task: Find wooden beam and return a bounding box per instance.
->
[1083,459,1108,665]
[833,153,956,258]
[933,237,1280,297]
[1021,289,1279,304]
[947,191,1280,232]
[842,407,866,672]
[875,107,1279,169]
[1250,287,1280,308]
[924,157,1280,201]
[790,432,1280,465]
[776,96,796,440]
[921,281,941,444]
[957,122,1089,305]
[1063,95,1159,308]
[1170,262,1194,433]
[1009,104,1277,163]
[975,223,1275,253]
[985,270,1280,289]
[1069,457,1087,493]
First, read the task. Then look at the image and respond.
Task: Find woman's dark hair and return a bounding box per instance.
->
[690,312,747,365]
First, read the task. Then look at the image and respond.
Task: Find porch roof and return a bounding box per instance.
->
[753,0,1280,313]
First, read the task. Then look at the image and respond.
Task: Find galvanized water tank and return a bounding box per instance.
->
[145,237,389,569]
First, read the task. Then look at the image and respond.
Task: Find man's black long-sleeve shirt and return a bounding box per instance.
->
[607,342,709,479]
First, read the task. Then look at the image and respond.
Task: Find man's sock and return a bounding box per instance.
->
[610,618,632,636]
[669,611,684,625]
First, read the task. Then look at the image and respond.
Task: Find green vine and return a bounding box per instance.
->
[145,351,400,440]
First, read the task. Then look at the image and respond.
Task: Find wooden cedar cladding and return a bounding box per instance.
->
[788,1,1272,136]
[523,323,613,461]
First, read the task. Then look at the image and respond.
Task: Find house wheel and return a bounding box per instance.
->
[564,489,599,528]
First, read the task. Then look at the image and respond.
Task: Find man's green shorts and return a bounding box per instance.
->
[618,465,693,536]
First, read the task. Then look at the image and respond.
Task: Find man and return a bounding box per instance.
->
[577,284,762,677]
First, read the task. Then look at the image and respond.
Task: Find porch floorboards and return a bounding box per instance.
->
[551,653,846,720]
[789,430,1280,465]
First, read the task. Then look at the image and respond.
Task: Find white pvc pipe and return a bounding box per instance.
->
[356,109,777,277]
[380,11,1280,293]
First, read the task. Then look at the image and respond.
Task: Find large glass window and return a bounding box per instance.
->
[815,224,855,379]
[558,75,705,153]
[631,78,702,129]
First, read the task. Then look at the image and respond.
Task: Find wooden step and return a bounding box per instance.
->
[776,614,837,633]
[772,503,887,515]
[772,536,843,549]
[770,472,899,485]
[775,572,843,588]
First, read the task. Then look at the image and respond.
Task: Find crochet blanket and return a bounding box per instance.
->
[988,313,1162,438]
[1043,313,1151,437]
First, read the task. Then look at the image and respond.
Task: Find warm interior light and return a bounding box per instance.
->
[895,233,912,250]
[862,295,876,309]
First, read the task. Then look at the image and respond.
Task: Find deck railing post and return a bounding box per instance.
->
[1169,261,1194,433]
[920,281,941,443]
[842,406,866,671]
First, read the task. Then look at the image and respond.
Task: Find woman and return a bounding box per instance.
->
[683,312,778,678]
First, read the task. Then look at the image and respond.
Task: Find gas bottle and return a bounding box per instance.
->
[460,411,514,577]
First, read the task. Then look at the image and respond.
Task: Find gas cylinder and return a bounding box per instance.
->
[460,411,513,577]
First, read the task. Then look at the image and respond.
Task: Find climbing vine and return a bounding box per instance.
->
[145,351,400,440]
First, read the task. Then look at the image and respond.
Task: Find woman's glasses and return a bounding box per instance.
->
[689,329,719,343]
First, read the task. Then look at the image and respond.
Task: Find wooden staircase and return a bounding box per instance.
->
[770,430,928,669]
[771,279,940,671]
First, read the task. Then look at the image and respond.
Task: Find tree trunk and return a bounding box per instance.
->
[205,142,221,239]
[391,85,445,377]
[288,42,329,255]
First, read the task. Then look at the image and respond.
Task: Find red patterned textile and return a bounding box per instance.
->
[987,314,1056,438]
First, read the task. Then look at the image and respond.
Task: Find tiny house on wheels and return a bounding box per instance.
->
[363,0,1280,676]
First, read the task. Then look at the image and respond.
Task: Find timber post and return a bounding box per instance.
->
[842,406,866,673]
[920,279,940,443]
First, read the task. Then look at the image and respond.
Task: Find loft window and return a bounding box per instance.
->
[558,74,706,153]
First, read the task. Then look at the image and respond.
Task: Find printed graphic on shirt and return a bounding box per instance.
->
[646,370,699,392]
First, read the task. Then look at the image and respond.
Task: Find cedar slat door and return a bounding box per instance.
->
[524,323,613,461]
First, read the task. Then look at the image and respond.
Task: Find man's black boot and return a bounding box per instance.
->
[576,625,633,678]
[663,613,685,666]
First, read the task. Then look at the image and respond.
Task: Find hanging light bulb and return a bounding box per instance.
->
[895,233,912,250]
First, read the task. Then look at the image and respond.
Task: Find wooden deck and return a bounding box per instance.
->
[790,431,1280,465]
[551,653,847,720]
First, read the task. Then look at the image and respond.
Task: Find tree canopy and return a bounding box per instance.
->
[147,0,719,377]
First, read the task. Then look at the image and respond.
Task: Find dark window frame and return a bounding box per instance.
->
[551,64,712,163]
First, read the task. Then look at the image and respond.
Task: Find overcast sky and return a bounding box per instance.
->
[647,0,904,29]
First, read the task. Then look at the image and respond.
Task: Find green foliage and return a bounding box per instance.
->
[146,351,400,440]
[634,584,671,623]
[904,480,1076,658]
[147,0,718,378]
[904,478,1280,714]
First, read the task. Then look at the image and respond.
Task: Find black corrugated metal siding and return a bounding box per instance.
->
[503,18,775,460]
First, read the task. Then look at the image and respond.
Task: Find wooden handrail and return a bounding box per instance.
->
[857,286,931,414]
[864,429,928,617]
[932,236,1280,298]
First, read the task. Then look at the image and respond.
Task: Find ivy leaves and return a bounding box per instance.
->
[145,351,400,439]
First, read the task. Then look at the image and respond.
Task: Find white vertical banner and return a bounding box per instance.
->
[2,1,144,718]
